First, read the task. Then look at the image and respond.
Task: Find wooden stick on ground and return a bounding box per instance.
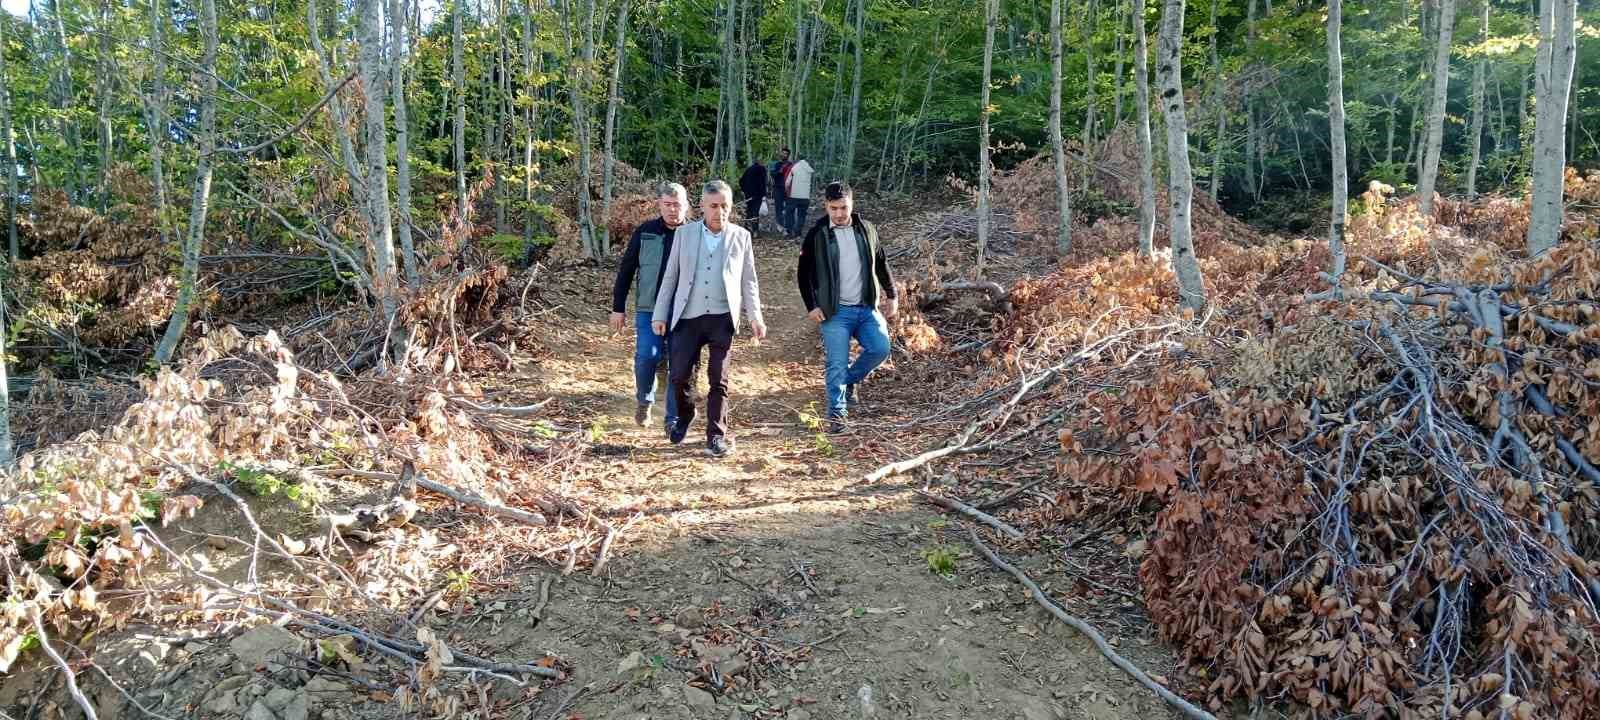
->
[329,469,548,526]
[917,490,1024,540]
[29,607,99,720]
[964,528,1218,720]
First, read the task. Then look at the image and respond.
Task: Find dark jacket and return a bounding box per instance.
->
[769,160,791,200]
[611,217,678,313]
[797,213,897,321]
[739,163,767,200]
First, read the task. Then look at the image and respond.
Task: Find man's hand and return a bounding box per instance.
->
[652,321,667,336]
[609,312,626,333]
[884,298,899,319]
[807,308,824,324]
[752,319,768,341]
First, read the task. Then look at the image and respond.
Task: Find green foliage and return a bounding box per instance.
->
[224,462,321,511]
[923,545,958,577]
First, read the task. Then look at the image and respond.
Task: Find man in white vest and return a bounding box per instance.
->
[652,181,768,457]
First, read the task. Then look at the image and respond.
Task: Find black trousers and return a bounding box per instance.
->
[745,196,764,234]
[670,313,735,441]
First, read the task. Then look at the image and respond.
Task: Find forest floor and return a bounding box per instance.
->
[0,225,1189,720]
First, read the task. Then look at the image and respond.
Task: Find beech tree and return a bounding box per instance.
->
[1416,0,1457,215]
[976,0,996,275]
[1526,0,1578,255]
[1326,0,1348,281]
[1157,0,1206,310]
[1133,0,1157,258]
[1050,0,1072,255]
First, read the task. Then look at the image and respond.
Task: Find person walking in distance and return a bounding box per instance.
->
[783,152,815,238]
[797,182,897,433]
[610,183,690,435]
[769,148,792,233]
[739,156,768,237]
[652,181,768,457]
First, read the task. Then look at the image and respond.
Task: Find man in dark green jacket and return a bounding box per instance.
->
[796,182,898,433]
[611,182,689,434]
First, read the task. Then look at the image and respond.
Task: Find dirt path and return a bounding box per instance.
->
[495,239,1184,720]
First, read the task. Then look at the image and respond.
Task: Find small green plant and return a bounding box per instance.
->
[225,462,321,510]
[924,545,959,577]
[532,421,558,439]
[446,569,474,594]
[797,402,835,457]
[588,418,609,444]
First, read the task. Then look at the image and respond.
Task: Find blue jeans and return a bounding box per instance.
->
[820,304,891,418]
[785,198,811,236]
[634,311,677,428]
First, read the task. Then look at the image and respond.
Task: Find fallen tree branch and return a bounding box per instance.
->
[326,468,548,526]
[449,397,552,416]
[964,529,1217,720]
[29,607,99,720]
[917,490,1024,540]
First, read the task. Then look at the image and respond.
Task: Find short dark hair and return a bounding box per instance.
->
[780,147,791,154]
[823,181,853,202]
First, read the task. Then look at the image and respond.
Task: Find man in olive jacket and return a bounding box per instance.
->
[611,182,689,434]
[796,182,898,433]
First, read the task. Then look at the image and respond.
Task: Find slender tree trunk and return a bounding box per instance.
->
[49,0,79,200]
[392,0,419,285]
[308,0,368,203]
[453,0,468,219]
[1244,0,1256,201]
[602,0,631,245]
[977,0,996,276]
[574,0,598,256]
[1082,0,1098,185]
[1133,0,1156,257]
[1,14,18,261]
[1385,94,1398,165]
[1112,0,1126,129]
[1327,0,1348,281]
[1050,0,1072,255]
[144,0,170,261]
[1465,0,1487,200]
[1157,0,1205,310]
[1206,0,1221,201]
[1526,0,1577,255]
[1417,0,1457,215]
[522,0,539,254]
[359,0,399,329]
[153,0,218,365]
[0,292,9,465]
[96,0,112,212]
[843,0,865,179]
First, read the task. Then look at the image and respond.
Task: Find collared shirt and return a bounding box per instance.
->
[703,226,725,255]
[832,225,864,306]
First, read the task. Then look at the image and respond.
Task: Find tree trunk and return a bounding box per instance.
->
[1157,0,1206,310]
[522,0,539,255]
[1133,0,1156,257]
[1327,0,1348,281]
[1112,0,1126,129]
[1050,0,1072,255]
[1417,0,1457,215]
[308,0,368,203]
[1526,0,1577,255]
[1206,0,1221,201]
[49,0,79,200]
[96,0,113,212]
[0,293,10,465]
[574,0,598,257]
[359,0,400,329]
[602,0,631,246]
[144,0,170,262]
[153,0,218,365]
[392,0,419,285]
[843,0,865,179]
[453,0,468,219]
[1464,0,1487,201]
[977,0,996,276]
[1,14,18,261]
[1082,0,1098,185]
[1244,0,1256,201]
